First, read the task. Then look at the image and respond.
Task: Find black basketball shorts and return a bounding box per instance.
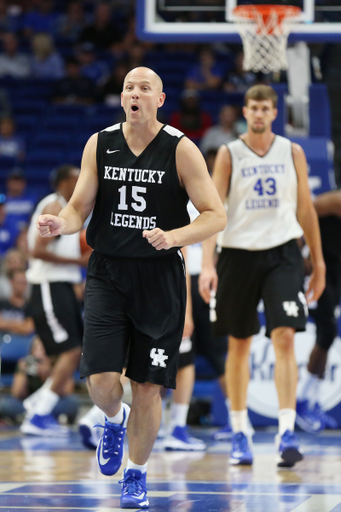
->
[80,250,187,389]
[28,282,83,356]
[177,275,227,375]
[214,239,307,339]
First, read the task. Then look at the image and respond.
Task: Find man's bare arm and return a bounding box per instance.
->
[313,189,341,217]
[294,143,325,302]
[143,137,227,250]
[199,144,231,303]
[33,200,88,266]
[37,134,99,237]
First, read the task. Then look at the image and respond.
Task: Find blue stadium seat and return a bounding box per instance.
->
[15,114,40,135]
[32,132,73,151]
[0,334,34,387]
[0,335,33,363]
[66,149,83,166]
[12,79,55,100]
[26,150,67,173]
[13,99,47,116]
[0,155,18,169]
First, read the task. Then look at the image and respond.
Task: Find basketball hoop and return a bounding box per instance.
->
[233,4,302,74]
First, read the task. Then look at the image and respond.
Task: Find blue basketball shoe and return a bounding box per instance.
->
[20,413,69,437]
[229,432,253,465]
[313,403,338,430]
[212,422,233,441]
[163,425,206,451]
[276,429,304,467]
[96,403,130,476]
[120,469,149,509]
[296,399,323,433]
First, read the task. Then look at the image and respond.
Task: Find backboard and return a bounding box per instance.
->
[136,0,341,42]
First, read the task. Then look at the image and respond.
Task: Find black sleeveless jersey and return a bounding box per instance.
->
[86,123,190,258]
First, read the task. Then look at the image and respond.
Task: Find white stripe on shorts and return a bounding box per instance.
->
[40,282,69,343]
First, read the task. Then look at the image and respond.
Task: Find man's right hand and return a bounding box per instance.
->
[198,266,218,304]
[37,214,64,237]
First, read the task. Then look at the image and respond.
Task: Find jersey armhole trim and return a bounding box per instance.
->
[226,144,233,198]
[290,142,299,182]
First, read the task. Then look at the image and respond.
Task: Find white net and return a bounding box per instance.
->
[234,6,301,74]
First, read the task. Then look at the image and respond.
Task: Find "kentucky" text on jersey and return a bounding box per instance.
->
[242,164,285,177]
[104,167,165,183]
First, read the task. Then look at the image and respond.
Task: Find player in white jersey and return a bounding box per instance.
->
[21,165,90,437]
[199,84,325,467]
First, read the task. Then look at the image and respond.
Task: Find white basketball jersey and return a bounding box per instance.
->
[26,193,82,284]
[218,135,303,250]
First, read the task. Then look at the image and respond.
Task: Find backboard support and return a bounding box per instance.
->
[136,0,341,43]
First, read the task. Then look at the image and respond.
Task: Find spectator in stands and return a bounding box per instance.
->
[0,0,21,34]
[75,41,109,86]
[0,32,31,78]
[78,1,123,51]
[0,118,25,163]
[55,0,88,43]
[223,51,257,93]
[30,32,64,79]
[185,47,224,91]
[0,247,27,300]
[170,88,212,143]
[0,194,20,259]
[20,164,86,437]
[22,0,58,39]
[0,268,34,336]
[15,226,29,263]
[99,60,129,106]
[52,56,97,105]
[200,105,240,156]
[125,41,147,69]
[0,336,79,425]
[5,168,36,233]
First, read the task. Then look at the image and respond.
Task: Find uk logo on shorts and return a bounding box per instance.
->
[150,348,168,367]
[283,301,299,317]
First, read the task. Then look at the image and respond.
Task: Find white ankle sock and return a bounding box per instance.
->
[230,409,248,434]
[106,404,124,425]
[278,408,296,436]
[34,388,59,416]
[170,403,189,429]
[126,458,147,474]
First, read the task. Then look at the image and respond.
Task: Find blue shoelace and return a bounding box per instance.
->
[94,422,123,456]
[233,433,248,452]
[119,474,147,496]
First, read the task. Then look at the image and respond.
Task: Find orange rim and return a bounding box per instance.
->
[233,4,301,20]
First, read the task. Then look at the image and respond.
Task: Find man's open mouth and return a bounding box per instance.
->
[131,105,139,112]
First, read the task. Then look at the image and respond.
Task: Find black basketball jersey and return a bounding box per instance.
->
[86,123,190,258]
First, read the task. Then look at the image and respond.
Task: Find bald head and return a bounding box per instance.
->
[123,67,163,93]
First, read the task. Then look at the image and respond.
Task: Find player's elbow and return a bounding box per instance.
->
[215,206,227,232]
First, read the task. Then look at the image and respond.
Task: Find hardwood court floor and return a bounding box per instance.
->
[0,426,341,511]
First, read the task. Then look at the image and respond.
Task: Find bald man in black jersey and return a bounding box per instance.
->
[35,67,226,509]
